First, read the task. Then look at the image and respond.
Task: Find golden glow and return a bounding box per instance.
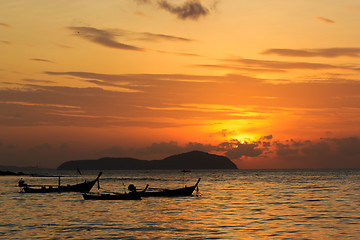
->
[1,1,360,168]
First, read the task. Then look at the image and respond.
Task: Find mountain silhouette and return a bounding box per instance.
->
[57,151,237,170]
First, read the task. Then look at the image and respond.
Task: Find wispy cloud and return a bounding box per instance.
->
[317,16,335,24]
[44,71,144,92]
[22,78,56,84]
[0,100,80,110]
[30,58,55,63]
[262,48,360,58]
[44,71,218,83]
[68,26,193,51]
[69,26,144,51]
[0,40,12,45]
[193,63,286,73]
[137,32,193,42]
[195,55,360,74]
[226,57,359,71]
[0,23,11,28]
[1,70,359,129]
[155,50,200,57]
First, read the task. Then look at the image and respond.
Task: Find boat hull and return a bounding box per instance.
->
[83,193,141,200]
[141,178,201,197]
[23,181,95,193]
[21,172,102,193]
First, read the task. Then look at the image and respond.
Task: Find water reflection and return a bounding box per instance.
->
[0,169,359,239]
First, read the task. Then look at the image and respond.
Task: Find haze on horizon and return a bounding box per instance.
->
[1,0,360,169]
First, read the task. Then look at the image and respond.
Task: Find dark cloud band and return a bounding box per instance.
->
[262,48,360,58]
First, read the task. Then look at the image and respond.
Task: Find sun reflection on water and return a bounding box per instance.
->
[1,170,359,239]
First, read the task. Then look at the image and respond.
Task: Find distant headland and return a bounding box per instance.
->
[0,170,27,176]
[57,151,238,170]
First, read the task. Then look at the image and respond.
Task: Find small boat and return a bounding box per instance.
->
[81,178,201,200]
[82,184,149,200]
[141,178,200,197]
[82,192,141,200]
[19,172,102,193]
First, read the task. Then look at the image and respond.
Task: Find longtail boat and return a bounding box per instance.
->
[82,184,149,200]
[19,172,102,193]
[141,178,201,197]
[83,192,142,200]
[82,178,200,200]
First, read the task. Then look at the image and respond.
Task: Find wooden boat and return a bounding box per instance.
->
[19,172,102,193]
[82,192,141,200]
[81,178,200,200]
[82,184,149,200]
[141,178,200,197]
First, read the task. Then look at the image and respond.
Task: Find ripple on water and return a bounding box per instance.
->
[1,170,359,239]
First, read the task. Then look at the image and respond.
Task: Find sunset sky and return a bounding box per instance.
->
[1,0,360,169]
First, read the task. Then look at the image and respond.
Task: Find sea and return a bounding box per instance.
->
[0,169,359,239]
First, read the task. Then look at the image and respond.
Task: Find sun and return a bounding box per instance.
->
[231,134,258,143]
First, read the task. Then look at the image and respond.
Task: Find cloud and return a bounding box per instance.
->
[133,0,217,20]
[158,0,209,20]
[44,71,218,83]
[83,80,143,92]
[1,40,12,45]
[96,135,360,168]
[128,138,267,161]
[43,70,360,112]
[30,58,55,63]
[262,48,360,58]
[220,140,263,159]
[68,26,194,52]
[317,17,335,24]
[137,32,193,42]
[227,57,358,71]
[2,71,360,131]
[134,0,152,4]
[0,23,11,28]
[145,141,184,155]
[220,136,360,168]
[261,135,273,140]
[213,129,236,137]
[194,63,286,73]
[22,78,56,84]
[268,137,360,168]
[44,71,147,92]
[274,141,300,159]
[97,141,216,159]
[69,26,144,51]
[330,137,360,156]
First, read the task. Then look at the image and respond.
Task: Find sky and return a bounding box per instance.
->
[1,0,360,169]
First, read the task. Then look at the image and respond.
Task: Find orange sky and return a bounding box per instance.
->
[1,0,360,169]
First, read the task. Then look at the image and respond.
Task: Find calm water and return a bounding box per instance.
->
[0,169,359,239]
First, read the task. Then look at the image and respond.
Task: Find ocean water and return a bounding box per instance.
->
[0,169,359,239]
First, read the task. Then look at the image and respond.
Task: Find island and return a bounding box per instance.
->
[0,170,27,176]
[57,151,238,170]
